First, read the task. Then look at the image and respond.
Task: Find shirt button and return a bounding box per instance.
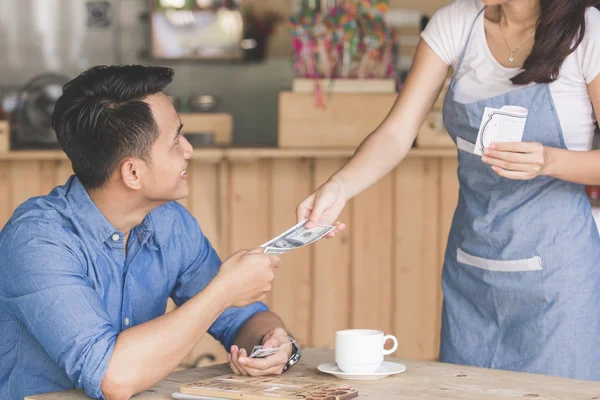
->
[111,234,120,241]
[124,318,130,326]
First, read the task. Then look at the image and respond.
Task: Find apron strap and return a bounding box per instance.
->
[451,6,487,89]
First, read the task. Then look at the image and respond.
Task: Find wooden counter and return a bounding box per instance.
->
[25,348,600,400]
[0,147,459,369]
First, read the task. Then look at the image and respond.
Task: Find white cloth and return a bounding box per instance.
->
[421,0,600,151]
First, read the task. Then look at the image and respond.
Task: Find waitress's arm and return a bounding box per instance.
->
[542,75,600,185]
[329,40,450,199]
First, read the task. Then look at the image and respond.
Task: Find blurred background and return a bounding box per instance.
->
[0,0,446,146]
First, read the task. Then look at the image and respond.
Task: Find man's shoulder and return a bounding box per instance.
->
[0,187,82,282]
[2,185,73,239]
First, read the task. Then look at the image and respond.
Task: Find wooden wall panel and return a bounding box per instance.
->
[350,173,394,334]
[418,159,443,361]
[183,162,229,367]
[188,163,222,252]
[440,158,459,262]
[0,154,460,365]
[393,158,441,361]
[311,158,352,349]
[10,161,43,210]
[269,159,313,346]
[39,161,58,195]
[227,160,273,305]
[218,162,231,256]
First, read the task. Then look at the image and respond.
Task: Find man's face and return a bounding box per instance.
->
[139,92,193,202]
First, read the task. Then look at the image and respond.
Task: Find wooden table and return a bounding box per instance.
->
[26,349,600,400]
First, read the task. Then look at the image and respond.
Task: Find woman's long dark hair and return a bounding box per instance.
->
[512,0,596,85]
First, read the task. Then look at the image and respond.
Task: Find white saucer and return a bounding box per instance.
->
[317,361,406,380]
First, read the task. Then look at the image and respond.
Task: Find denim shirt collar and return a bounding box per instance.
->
[64,176,154,246]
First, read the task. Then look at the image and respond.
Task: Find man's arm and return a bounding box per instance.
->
[1,217,278,400]
[0,227,119,400]
[169,205,294,379]
[100,277,229,399]
[233,311,287,354]
[102,246,279,400]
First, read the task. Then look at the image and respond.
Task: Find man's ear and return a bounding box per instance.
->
[120,158,142,190]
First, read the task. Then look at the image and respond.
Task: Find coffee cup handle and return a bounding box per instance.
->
[382,335,398,355]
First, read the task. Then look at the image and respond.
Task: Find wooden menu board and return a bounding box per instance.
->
[180,374,358,400]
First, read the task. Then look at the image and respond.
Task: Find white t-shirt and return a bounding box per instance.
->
[421,0,600,151]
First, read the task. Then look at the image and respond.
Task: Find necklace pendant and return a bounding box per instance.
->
[508,54,515,63]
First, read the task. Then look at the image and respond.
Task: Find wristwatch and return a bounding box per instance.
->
[282,335,301,373]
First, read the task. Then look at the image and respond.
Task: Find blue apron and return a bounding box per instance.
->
[440,8,600,380]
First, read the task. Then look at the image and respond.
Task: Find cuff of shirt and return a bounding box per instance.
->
[223,302,269,350]
[78,333,116,400]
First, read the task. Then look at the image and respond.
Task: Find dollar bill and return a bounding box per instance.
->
[260,219,335,255]
[262,247,287,256]
[250,340,296,359]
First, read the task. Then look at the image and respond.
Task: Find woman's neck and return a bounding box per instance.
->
[490,1,541,30]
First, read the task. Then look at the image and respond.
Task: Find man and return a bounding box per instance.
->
[0,65,300,400]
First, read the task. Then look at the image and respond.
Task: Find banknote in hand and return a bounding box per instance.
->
[260,219,335,255]
[249,340,296,359]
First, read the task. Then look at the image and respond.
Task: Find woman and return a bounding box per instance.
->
[297,0,600,379]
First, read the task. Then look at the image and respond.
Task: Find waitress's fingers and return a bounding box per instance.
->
[296,194,316,224]
[490,141,543,153]
[334,221,346,229]
[491,166,536,180]
[483,149,536,164]
[307,202,329,228]
[482,157,540,173]
[324,221,346,238]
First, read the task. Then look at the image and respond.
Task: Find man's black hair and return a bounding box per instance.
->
[51,65,174,189]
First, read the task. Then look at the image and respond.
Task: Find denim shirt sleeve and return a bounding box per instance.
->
[169,204,268,350]
[0,222,117,400]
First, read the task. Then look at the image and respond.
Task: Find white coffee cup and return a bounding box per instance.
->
[335,329,398,374]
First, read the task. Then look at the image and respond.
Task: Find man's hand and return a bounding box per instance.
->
[215,248,281,308]
[229,327,293,376]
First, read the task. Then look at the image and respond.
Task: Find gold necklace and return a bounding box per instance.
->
[498,17,536,63]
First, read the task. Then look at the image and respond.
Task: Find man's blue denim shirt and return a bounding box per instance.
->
[0,176,268,400]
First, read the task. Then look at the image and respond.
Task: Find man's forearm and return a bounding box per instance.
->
[234,311,288,354]
[100,279,230,400]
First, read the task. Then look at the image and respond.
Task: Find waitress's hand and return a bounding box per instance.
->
[296,179,347,237]
[482,142,551,180]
